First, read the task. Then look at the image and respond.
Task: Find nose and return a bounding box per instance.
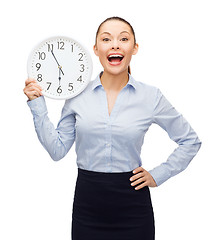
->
[111,40,120,50]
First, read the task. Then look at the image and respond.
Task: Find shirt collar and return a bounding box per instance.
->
[91,71,137,91]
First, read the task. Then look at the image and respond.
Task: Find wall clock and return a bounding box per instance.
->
[27,36,93,100]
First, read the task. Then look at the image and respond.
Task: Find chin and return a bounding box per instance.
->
[104,65,129,76]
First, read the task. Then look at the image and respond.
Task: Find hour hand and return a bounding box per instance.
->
[51,50,64,75]
[58,67,61,85]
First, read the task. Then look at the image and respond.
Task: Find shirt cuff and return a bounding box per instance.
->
[27,96,47,116]
[148,167,168,187]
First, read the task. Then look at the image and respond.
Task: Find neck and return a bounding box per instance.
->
[100,70,129,91]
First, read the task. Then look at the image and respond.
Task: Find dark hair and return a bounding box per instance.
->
[95,16,136,74]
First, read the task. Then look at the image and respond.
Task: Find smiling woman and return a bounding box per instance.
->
[24,16,201,240]
[94,16,138,76]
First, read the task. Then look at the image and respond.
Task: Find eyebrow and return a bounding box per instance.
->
[100,31,130,35]
[120,31,130,35]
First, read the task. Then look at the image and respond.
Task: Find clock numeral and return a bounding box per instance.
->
[58,41,64,50]
[80,64,85,72]
[37,74,43,82]
[68,83,73,91]
[38,52,46,60]
[36,63,41,71]
[47,43,54,52]
[78,53,83,61]
[77,76,82,82]
[46,82,52,90]
[57,86,62,94]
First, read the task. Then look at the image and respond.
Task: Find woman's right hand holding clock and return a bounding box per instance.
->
[23,78,43,101]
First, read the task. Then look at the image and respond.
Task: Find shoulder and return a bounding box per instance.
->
[131,75,161,99]
[137,80,159,92]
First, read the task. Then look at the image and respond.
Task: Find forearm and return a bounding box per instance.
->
[149,141,202,186]
[27,96,75,161]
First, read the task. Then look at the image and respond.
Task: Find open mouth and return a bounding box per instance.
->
[107,54,124,65]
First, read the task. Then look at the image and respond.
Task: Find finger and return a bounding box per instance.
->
[24,87,41,96]
[130,176,146,186]
[23,89,36,98]
[30,90,42,99]
[33,90,42,97]
[27,84,43,91]
[25,78,37,86]
[134,181,148,190]
[32,89,42,96]
[25,82,43,92]
[33,83,43,91]
[129,172,144,182]
[132,166,144,174]
[24,88,42,99]
[25,78,36,84]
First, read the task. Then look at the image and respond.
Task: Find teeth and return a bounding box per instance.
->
[108,54,123,58]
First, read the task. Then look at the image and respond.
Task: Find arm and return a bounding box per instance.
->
[27,96,76,161]
[148,88,202,186]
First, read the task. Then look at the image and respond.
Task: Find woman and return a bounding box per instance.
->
[24,16,202,240]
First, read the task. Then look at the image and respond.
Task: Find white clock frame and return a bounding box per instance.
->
[27,36,93,100]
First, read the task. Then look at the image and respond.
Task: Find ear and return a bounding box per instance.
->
[132,43,139,55]
[93,45,99,56]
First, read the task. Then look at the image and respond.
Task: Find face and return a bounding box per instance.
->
[94,20,138,75]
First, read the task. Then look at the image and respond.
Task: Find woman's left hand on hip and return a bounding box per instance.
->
[129,166,157,190]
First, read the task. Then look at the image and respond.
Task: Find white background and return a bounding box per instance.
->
[1,0,217,239]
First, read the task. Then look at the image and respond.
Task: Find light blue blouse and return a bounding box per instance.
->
[27,72,201,186]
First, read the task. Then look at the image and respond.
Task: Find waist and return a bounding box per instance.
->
[77,167,133,183]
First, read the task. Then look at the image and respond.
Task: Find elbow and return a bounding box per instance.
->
[48,148,67,162]
[197,141,202,151]
[43,136,75,162]
[193,138,202,153]
[46,138,73,161]
[50,154,64,161]
[180,140,202,162]
[179,133,202,154]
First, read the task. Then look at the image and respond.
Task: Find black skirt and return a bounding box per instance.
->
[72,168,155,240]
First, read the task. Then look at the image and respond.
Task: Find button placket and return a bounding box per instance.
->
[105,120,112,170]
[100,87,127,172]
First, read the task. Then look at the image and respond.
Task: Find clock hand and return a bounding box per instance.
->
[51,50,64,75]
[58,66,61,85]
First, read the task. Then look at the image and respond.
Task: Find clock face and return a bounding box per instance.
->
[27,36,93,100]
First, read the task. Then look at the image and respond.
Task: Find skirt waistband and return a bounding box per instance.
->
[77,168,133,183]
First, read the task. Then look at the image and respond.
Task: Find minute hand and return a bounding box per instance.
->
[51,50,64,75]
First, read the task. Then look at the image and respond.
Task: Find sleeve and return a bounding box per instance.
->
[27,96,76,161]
[148,88,202,186]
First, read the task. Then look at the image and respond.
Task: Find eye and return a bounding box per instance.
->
[103,38,110,42]
[121,37,128,41]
